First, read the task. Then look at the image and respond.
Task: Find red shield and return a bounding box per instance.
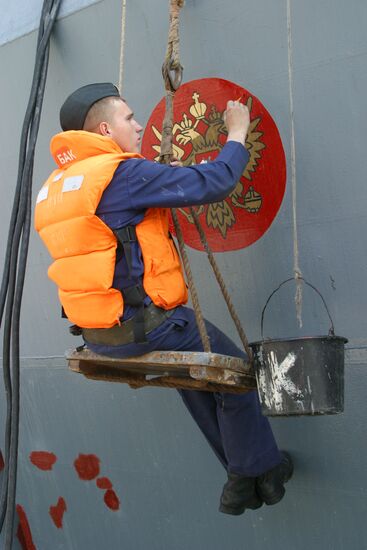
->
[141,77,286,252]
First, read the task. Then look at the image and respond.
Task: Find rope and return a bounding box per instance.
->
[159,0,211,353]
[118,0,127,92]
[189,208,253,361]
[158,0,255,362]
[171,208,211,352]
[162,0,184,91]
[287,0,303,326]
[160,0,184,162]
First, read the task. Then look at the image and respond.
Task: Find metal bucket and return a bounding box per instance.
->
[250,279,348,416]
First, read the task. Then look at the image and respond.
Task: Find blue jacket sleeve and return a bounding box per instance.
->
[123,141,249,209]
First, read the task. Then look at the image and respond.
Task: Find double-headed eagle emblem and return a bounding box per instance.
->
[150,92,265,238]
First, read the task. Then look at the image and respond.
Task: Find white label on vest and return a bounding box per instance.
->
[53,171,64,182]
[62,175,84,193]
[36,186,49,203]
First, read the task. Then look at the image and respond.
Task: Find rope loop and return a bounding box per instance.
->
[162,57,183,92]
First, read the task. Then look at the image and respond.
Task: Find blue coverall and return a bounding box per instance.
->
[86,141,281,477]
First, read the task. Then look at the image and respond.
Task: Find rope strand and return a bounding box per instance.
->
[171,208,211,352]
[159,0,254,362]
[190,207,253,361]
[287,0,303,326]
[159,0,211,353]
[118,0,127,93]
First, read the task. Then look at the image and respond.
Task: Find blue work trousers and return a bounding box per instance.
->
[86,306,281,477]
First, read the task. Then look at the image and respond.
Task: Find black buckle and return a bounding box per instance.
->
[114,225,137,243]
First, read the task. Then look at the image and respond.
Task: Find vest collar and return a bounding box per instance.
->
[50,130,140,169]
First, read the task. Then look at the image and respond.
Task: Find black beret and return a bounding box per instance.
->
[59,82,120,131]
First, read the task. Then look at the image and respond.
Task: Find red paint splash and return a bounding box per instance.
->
[96,477,113,490]
[74,454,100,481]
[104,489,120,511]
[0,450,4,471]
[16,504,37,550]
[49,497,67,529]
[29,451,57,471]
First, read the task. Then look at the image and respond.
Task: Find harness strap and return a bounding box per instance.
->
[114,225,136,277]
[114,225,147,343]
[122,284,147,343]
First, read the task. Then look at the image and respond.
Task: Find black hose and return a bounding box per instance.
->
[0,0,62,546]
[4,59,51,544]
[0,0,57,329]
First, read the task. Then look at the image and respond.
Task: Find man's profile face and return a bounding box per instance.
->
[107,99,143,153]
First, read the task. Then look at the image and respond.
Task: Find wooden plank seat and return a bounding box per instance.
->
[67,348,257,393]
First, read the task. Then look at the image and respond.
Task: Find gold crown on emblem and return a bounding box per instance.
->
[208,105,222,122]
[178,113,192,129]
[189,92,207,120]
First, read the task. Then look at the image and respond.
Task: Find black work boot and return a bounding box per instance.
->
[256,451,293,506]
[219,473,263,516]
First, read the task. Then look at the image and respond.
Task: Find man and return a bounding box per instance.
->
[35,83,292,515]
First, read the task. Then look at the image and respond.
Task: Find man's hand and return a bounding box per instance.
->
[170,156,183,167]
[224,100,250,146]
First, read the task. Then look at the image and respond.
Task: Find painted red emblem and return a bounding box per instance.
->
[141,77,286,252]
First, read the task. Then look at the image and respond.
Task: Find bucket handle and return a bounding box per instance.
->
[261,277,335,339]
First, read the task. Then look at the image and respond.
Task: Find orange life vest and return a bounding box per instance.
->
[34,131,188,328]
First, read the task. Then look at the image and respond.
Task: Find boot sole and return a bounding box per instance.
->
[261,485,285,506]
[219,503,247,515]
[219,499,263,515]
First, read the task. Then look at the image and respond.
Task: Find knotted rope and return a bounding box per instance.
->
[160,0,184,161]
[159,0,253,362]
[160,0,211,353]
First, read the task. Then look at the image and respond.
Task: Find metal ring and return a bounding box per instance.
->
[162,58,183,91]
